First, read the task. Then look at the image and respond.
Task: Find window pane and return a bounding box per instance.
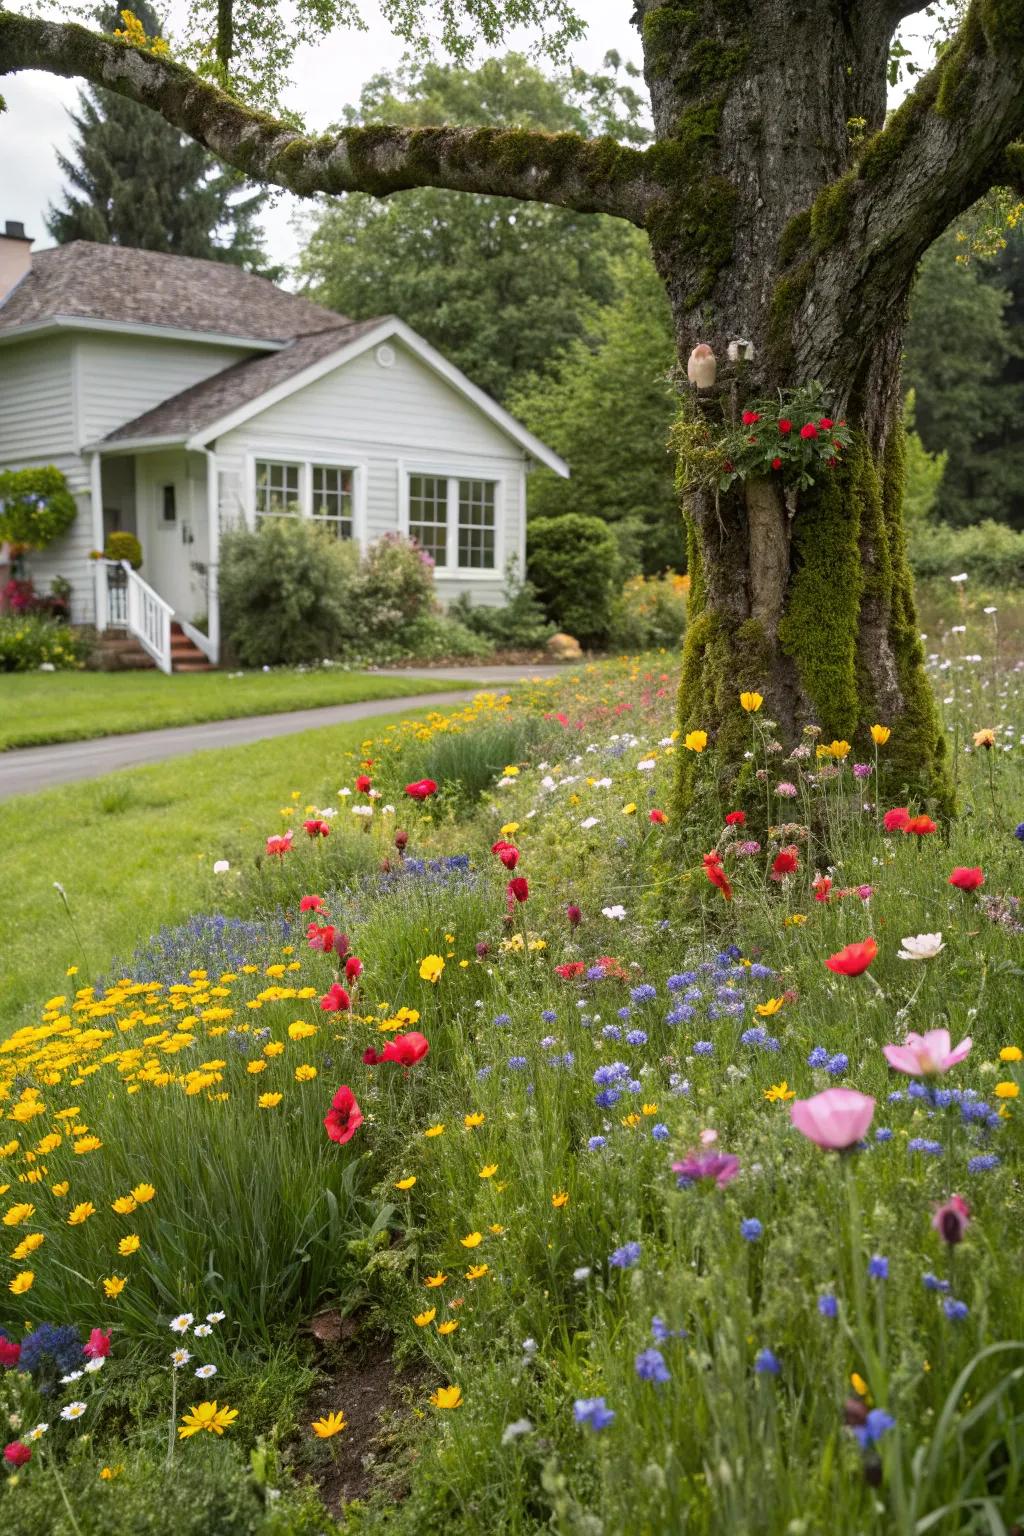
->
[311,464,354,539]
[457,479,496,569]
[409,474,448,565]
[255,461,301,518]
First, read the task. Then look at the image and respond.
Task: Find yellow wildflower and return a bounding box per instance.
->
[430,1385,463,1410]
[437,1321,459,1336]
[464,1112,485,1129]
[764,1081,796,1103]
[414,1307,437,1326]
[258,1092,283,1108]
[118,1234,141,1256]
[112,1196,137,1215]
[288,1021,317,1041]
[10,1232,44,1260]
[460,1232,483,1249]
[424,1273,447,1288]
[999,1046,1022,1063]
[424,1124,445,1138]
[973,728,996,749]
[756,996,785,1017]
[311,1411,347,1438]
[419,955,445,984]
[68,1202,95,1225]
[684,730,707,753]
[103,1275,127,1298]
[465,1264,488,1280]
[178,1401,238,1439]
[394,1176,417,1191]
[9,1271,34,1294]
[994,1082,1019,1099]
[551,1191,569,1208]
[295,1064,317,1082]
[739,691,763,712]
[870,724,891,745]
[131,1184,156,1203]
[478,1164,498,1179]
[2,1202,34,1227]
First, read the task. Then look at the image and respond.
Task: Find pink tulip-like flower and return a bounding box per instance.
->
[932,1194,970,1245]
[882,1029,972,1076]
[790,1088,875,1149]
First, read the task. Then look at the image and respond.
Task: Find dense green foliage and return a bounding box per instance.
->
[905,225,1024,527]
[510,249,681,574]
[526,512,620,646]
[450,567,554,650]
[220,520,364,667]
[0,614,91,672]
[608,570,689,651]
[104,530,143,569]
[0,466,77,549]
[45,3,276,273]
[297,53,648,402]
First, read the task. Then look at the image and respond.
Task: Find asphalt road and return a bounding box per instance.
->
[0,665,568,802]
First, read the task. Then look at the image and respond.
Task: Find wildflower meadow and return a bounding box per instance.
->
[3,639,1024,1534]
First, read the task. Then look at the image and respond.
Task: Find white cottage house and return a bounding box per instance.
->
[0,225,568,670]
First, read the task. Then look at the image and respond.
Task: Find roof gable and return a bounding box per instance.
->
[0,241,348,343]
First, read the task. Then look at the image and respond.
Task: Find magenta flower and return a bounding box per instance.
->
[882,1029,972,1077]
[672,1150,740,1188]
[790,1088,875,1149]
[932,1194,970,1245]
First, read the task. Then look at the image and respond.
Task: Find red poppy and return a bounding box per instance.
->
[778,418,792,435]
[320,983,351,1012]
[324,1085,363,1144]
[949,866,985,891]
[649,809,667,824]
[508,876,529,903]
[299,894,325,912]
[554,961,586,979]
[725,810,746,827]
[703,850,733,902]
[566,903,582,926]
[772,848,799,878]
[405,779,438,800]
[800,422,818,440]
[825,938,878,976]
[742,410,760,426]
[906,814,937,836]
[3,1441,31,1468]
[394,829,409,851]
[491,839,514,855]
[812,874,832,903]
[307,922,336,953]
[499,846,520,870]
[363,1046,383,1065]
[0,1338,20,1368]
[355,774,372,793]
[819,416,834,429]
[596,954,629,980]
[83,1328,111,1360]
[381,1031,430,1067]
[266,832,293,857]
[344,955,363,982]
[771,457,783,470]
[883,807,911,832]
[332,931,350,960]
[304,819,330,838]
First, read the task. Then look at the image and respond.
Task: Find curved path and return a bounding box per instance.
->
[0,666,566,801]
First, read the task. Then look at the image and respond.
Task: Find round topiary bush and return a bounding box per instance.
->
[0,466,78,549]
[104,530,144,569]
[527,512,619,648]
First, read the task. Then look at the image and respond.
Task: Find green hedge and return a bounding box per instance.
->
[527,512,619,647]
[0,466,77,548]
[908,518,1024,586]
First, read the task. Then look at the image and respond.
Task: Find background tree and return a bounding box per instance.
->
[6,0,1024,809]
[298,52,649,402]
[46,2,277,273]
[509,248,678,574]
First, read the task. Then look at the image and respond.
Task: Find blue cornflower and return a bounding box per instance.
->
[818,1295,839,1318]
[961,1100,992,1124]
[968,1154,1001,1173]
[748,962,773,980]
[666,1005,695,1025]
[493,1013,511,1028]
[807,1046,829,1068]
[907,1082,929,1100]
[693,1040,714,1056]
[651,1315,687,1343]
[594,1089,620,1109]
[630,984,657,1005]
[740,1218,763,1242]
[625,1029,648,1047]
[887,1090,904,1103]
[1015,822,1024,842]
[609,1241,642,1270]
[627,1079,643,1094]
[944,1298,969,1321]
[667,972,697,991]
[741,1027,767,1047]
[651,1123,670,1141]
[908,1138,943,1156]
[875,1127,893,1142]
[922,1272,950,1293]
[508,1056,528,1071]
[593,1062,629,1086]
[19,1324,83,1381]
[827,1054,849,1076]
[853,1408,895,1448]
[602,1024,622,1041]
[587,1136,608,1151]
[635,1347,671,1384]
[868,1255,889,1280]
[476,1065,493,1081]
[932,1088,954,1109]
[540,1009,557,1023]
[540,1036,557,1049]
[573,1397,615,1431]
[586,965,607,981]
[754,1348,781,1376]
[617,1006,632,1020]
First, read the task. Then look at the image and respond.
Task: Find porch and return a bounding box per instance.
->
[92,446,219,672]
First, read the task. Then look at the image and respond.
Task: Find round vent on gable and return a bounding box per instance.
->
[375,344,396,369]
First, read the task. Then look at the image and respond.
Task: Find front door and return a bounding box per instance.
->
[137,452,209,621]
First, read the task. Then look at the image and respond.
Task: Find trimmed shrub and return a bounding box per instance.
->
[349,531,435,629]
[220,519,362,667]
[609,571,689,652]
[0,466,77,549]
[0,614,91,671]
[104,530,143,569]
[526,513,619,647]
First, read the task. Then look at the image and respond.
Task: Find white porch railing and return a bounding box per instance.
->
[93,559,174,674]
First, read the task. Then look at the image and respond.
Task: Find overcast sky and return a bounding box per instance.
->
[1,2,932,274]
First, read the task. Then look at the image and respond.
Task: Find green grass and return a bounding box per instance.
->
[0,702,465,1029]
[0,666,475,750]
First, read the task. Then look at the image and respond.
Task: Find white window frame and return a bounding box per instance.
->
[398,462,505,579]
[245,449,368,548]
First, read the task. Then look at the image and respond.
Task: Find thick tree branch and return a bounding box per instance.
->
[0,11,658,222]
[782,0,1024,388]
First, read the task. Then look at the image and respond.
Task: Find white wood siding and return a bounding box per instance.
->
[75,333,251,446]
[213,343,527,608]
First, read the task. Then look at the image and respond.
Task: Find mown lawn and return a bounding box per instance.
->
[0,700,464,1028]
[0,666,474,750]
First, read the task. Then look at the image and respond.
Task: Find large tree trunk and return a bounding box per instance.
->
[636,0,950,812]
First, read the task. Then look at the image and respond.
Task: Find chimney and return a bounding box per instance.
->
[0,221,32,303]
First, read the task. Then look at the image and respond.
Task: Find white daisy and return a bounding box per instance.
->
[337,787,352,797]
[61,1402,87,1421]
[205,1311,226,1324]
[25,1424,48,1442]
[170,1348,192,1369]
[60,1371,83,1384]
[602,905,627,921]
[636,759,656,771]
[897,932,945,962]
[193,1323,213,1337]
[84,1357,105,1374]
[195,1364,218,1379]
[579,817,600,830]
[169,1313,193,1334]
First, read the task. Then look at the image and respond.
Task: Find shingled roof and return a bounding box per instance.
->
[102,319,388,444]
[0,241,348,341]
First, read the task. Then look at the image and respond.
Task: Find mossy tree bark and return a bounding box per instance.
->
[4,0,1024,807]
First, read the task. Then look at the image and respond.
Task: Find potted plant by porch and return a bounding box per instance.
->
[104,531,143,569]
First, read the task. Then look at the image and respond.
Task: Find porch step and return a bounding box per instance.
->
[170,622,215,673]
[91,629,156,672]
